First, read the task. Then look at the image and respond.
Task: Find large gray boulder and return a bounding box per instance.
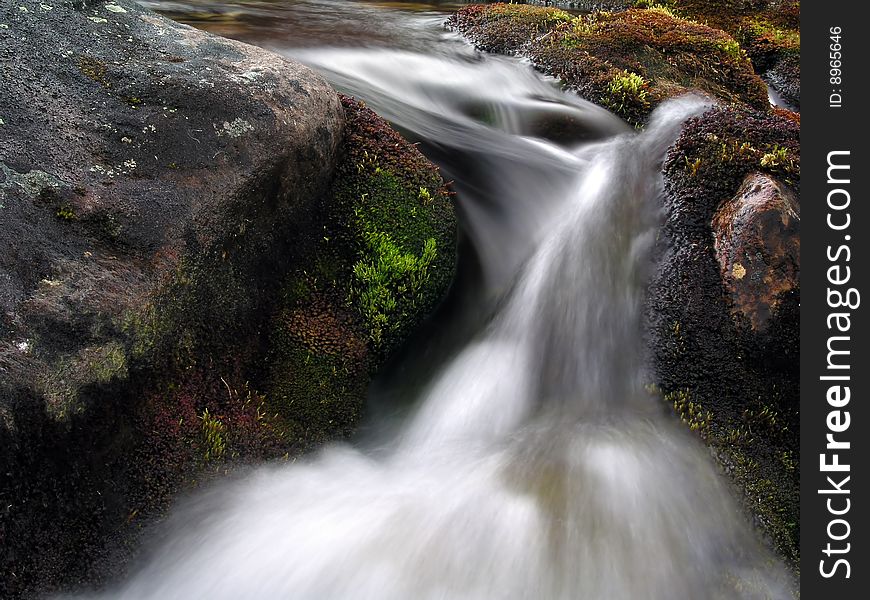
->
[0,0,343,418]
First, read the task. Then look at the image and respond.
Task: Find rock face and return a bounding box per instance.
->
[647,106,800,568]
[712,173,800,331]
[0,2,456,597]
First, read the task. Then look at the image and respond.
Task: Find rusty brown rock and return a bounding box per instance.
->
[712,172,799,331]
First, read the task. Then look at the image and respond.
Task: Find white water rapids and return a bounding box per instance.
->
[80,2,794,598]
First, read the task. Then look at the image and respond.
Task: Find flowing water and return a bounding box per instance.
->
[84,2,793,598]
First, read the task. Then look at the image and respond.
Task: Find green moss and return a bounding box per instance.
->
[446,3,574,54]
[717,38,743,60]
[742,18,800,51]
[666,388,712,438]
[780,450,797,474]
[38,341,130,421]
[759,145,792,169]
[658,380,799,570]
[89,341,128,383]
[723,443,799,571]
[351,227,437,347]
[260,94,456,450]
[266,341,364,449]
[670,1,800,85]
[670,107,800,199]
[328,96,456,356]
[634,1,680,18]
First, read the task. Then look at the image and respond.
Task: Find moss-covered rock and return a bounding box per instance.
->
[646,106,800,570]
[449,4,769,126]
[263,95,456,453]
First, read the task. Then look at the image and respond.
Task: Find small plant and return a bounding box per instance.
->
[760,145,790,168]
[604,70,650,115]
[418,186,432,204]
[667,389,713,439]
[356,150,380,175]
[639,2,680,19]
[723,427,753,446]
[717,39,743,60]
[780,450,797,473]
[684,156,702,176]
[742,18,800,51]
[56,204,76,220]
[200,408,227,461]
[547,9,573,24]
[633,0,676,9]
[743,405,779,433]
[568,14,599,37]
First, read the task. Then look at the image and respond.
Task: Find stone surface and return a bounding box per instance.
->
[712,172,799,331]
[0,0,343,421]
[1,0,343,595]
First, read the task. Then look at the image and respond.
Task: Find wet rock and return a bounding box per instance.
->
[764,53,800,108]
[712,172,799,331]
[0,0,342,595]
[0,1,455,597]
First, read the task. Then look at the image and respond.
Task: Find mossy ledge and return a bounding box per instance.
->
[448,3,769,127]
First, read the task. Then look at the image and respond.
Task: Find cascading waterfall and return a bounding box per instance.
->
[79,3,794,598]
